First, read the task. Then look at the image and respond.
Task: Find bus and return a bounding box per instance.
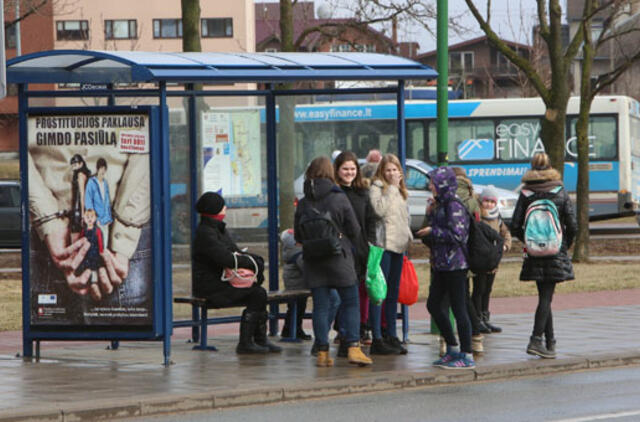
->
[169,95,640,235]
[291,95,640,220]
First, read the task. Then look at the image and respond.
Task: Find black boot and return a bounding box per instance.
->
[295,300,312,341]
[236,310,269,354]
[337,339,349,357]
[369,338,396,355]
[254,311,282,353]
[526,335,554,359]
[483,312,502,333]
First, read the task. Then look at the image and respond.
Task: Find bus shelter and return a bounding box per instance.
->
[7,50,437,365]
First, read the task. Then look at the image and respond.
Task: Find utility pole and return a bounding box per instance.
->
[436,0,448,166]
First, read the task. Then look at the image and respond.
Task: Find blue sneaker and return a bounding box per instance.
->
[433,351,460,367]
[443,354,476,370]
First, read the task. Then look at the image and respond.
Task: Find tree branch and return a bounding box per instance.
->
[5,0,47,29]
[537,0,550,42]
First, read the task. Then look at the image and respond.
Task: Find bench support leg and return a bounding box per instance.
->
[192,307,218,351]
[191,303,200,344]
[107,340,120,350]
[280,299,301,343]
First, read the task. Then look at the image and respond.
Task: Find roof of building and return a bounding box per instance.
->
[6,50,437,84]
[416,35,531,60]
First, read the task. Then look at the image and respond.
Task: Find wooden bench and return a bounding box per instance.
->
[173,289,312,351]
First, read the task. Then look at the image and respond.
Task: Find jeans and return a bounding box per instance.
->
[312,285,359,346]
[533,281,556,339]
[369,250,403,339]
[427,269,472,354]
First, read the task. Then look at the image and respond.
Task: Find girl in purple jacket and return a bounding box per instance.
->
[417,166,475,369]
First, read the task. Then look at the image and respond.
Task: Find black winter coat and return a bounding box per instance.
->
[192,217,264,299]
[294,178,361,289]
[510,169,577,283]
[340,184,378,279]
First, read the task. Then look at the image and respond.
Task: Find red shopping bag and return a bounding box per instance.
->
[398,256,419,306]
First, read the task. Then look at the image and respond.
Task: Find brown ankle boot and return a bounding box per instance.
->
[316,350,334,367]
[347,344,373,366]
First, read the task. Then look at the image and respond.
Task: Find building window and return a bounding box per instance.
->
[153,19,182,38]
[449,51,474,72]
[354,44,376,52]
[264,47,278,53]
[5,25,16,48]
[105,20,137,40]
[56,20,89,41]
[201,18,233,38]
[330,43,351,52]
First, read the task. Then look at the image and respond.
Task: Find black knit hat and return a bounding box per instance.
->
[196,192,225,215]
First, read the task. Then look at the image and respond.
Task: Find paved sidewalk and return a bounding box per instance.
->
[1,297,640,421]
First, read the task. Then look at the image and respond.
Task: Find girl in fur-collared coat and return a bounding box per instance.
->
[510,153,577,359]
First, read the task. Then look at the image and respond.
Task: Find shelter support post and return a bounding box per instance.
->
[19,83,32,359]
[160,81,173,365]
[187,84,200,344]
[266,85,279,336]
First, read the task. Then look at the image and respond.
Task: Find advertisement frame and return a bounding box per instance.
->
[21,105,166,342]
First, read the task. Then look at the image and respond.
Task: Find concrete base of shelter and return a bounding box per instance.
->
[1,305,640,421]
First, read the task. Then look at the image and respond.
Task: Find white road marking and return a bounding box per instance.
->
[550,409,640,422]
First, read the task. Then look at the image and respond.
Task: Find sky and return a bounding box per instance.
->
[256,0,566,54]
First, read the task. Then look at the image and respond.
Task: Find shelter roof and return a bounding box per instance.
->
[6,50,437,84]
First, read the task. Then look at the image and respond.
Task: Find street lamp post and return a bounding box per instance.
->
[436,0,448,166]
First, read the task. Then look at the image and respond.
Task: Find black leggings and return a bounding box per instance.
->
[427,270,472,354]
[471,272,496,317]
[533,281,556,339]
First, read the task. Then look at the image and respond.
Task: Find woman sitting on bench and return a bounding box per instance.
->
[192,191,281,354]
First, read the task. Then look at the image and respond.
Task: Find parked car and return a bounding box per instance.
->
[0,180,21,248]
[294,159,518,232]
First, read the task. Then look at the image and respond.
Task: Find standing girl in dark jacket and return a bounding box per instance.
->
[192,191,281,355]
[294,156,372,367]
[334,151,378,352]
[510,153,577,358]
[417,166,475,369]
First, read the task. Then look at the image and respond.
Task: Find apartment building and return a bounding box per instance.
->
[0,0,255,151]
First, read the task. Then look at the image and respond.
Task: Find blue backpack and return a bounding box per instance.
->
[522,187,563,257]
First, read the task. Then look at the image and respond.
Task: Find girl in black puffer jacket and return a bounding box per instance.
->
[510,153,577,359]
[333,151,379,351]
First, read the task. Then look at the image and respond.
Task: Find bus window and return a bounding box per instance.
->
[427,119,494,162]
[631,116,640,156]
[495,118,542,161]
[407,120,426,161]
[567,116,617,160]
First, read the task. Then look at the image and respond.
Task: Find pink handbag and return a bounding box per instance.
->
[222,252,258,288]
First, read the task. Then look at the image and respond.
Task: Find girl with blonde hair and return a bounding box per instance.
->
[368,153,413,355]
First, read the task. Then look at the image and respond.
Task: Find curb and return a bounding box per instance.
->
[2,352,639,421]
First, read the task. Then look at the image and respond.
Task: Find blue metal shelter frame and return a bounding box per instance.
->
[7,50,437,366]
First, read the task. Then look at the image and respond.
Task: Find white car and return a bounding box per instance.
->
[294,158,518,232]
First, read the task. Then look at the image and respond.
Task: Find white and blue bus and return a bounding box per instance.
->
[170,95,640,235]
[290,95,640,220]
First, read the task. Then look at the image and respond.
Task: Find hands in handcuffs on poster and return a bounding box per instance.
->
[43,155,131,302]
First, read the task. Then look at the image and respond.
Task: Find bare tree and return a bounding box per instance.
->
[464,0,640,261]
[573,0,640,261]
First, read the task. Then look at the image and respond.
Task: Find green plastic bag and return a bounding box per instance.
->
[365,245,387,306]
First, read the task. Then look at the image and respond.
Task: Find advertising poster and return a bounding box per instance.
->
[28,112,152,328]
[201,110,261,197]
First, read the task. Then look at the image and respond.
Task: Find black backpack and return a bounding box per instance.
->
[451,199,504,274]
[297,201,343,259]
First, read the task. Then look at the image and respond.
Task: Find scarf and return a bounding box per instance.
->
[201,213,225,221]
[484,206,500,221]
